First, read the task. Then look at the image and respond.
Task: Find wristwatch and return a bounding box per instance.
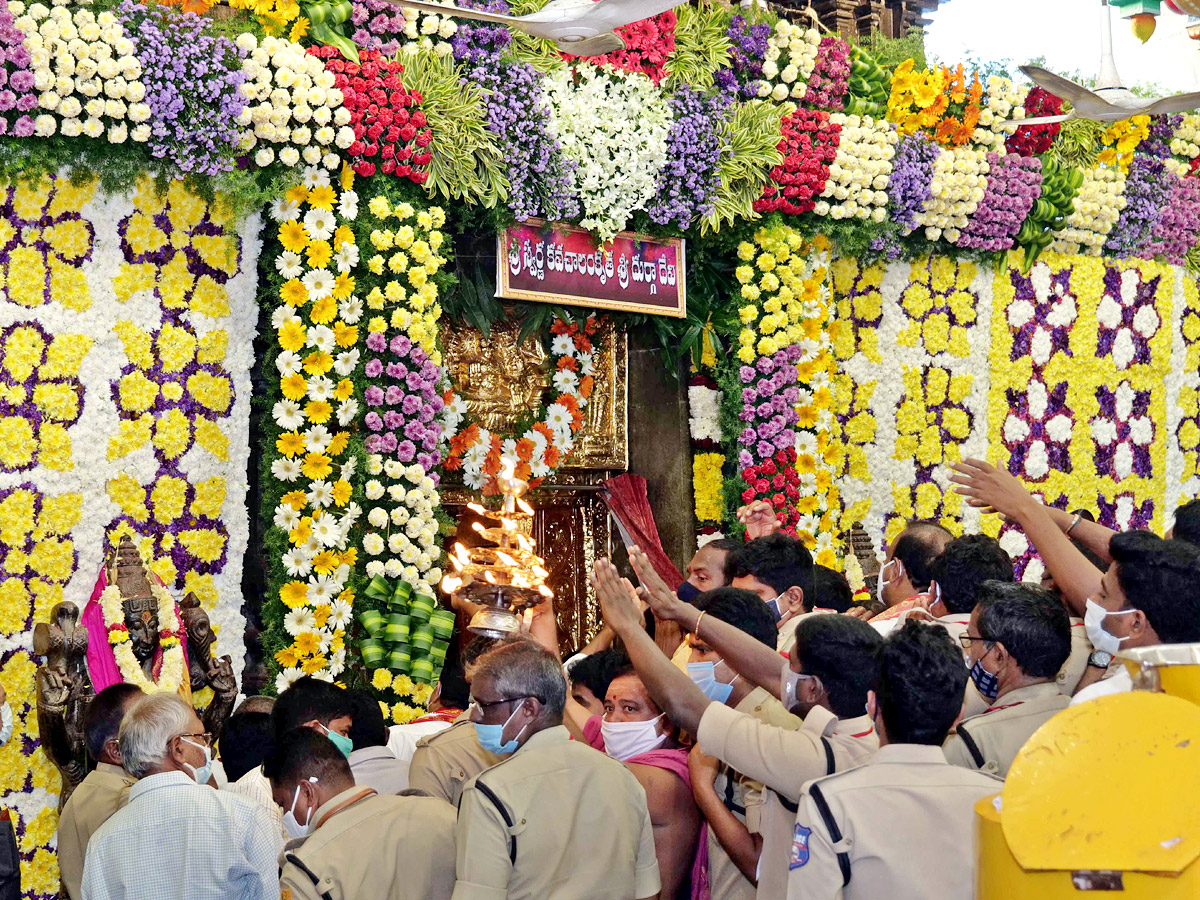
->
[1088,649,1114,669]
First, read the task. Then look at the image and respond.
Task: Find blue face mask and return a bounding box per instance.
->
[319,722,354,759]
[687,661,736,704]
[473,702,527,755]
[677,581,702,605]
[765,595,783,623]
[969,654,1000,702]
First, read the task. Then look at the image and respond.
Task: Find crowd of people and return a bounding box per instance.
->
[61,458,1200,899]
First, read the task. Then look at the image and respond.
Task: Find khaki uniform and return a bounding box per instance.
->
[452,725,659,900]
[57,762,135,900]
[1057,617,1092,694]
[786,744,1001,900]
[776,610,837,657]
[943,681,1070,777]
[279,787,457,900]
[697,703,878,900]
[708,688,797,900]
[408,717,502,807]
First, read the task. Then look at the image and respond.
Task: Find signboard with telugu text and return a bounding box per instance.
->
[496,219,686,318]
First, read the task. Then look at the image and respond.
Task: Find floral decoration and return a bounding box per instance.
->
[755,107,840,216]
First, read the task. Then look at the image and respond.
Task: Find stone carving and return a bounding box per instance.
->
[32,602,92,808]
[179,592,237,742]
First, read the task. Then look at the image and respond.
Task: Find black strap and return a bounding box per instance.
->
[808,784,851,887]
[777,737,837,815]
[285,853,334,900]
[474,779,518,865]
[721,770,746,817]
[956,724,986,769]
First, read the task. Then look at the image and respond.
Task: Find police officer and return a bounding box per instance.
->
[452,640,660,900]
[266,729,456,900]
[600,553,882,900]
[787,622,1001,900]
[944,582,1071,777]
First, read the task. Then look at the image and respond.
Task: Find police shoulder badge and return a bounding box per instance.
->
[790,823,812,869]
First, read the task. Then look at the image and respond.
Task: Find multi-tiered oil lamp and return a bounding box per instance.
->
[440,457,553,638]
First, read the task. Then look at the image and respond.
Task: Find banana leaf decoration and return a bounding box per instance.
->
[305,0,360,64]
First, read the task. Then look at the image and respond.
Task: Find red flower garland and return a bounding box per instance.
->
[308,47,433,180]
[564,10,677,84]
[739,449,802,533]
[755,109,841,215]
[1005,86,1063,157]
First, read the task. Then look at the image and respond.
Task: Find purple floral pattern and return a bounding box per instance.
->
[1095,266,1160,370]
[1002,377,1072,481]
[0,322,85,474]
[889,134,938,233]
[364,331,444,472]
[1091,382,1154,480]
[647,86,732,228]
[0,1,36,137]
[0,178,95,311]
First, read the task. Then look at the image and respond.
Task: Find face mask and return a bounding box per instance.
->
[677,581,701,605]
[968,653,1000,702]
[765,595,783,623]
[1084,599,1136,656]
[688,661,736,705]
[180,738,213,785]
[318,723,353,759]
[780,663,815,712]
[282,777,319,840]
[473,702,527,756]
[601,714,667,762]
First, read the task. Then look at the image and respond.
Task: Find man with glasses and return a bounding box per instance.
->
[452,640,661,900]
[944,581,1071,777]
[82,694,278,900]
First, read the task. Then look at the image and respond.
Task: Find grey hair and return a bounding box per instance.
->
[474,639,567,725]
[118,693,194,778]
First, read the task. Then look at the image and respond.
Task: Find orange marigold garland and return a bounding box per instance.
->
[443,317,601,494]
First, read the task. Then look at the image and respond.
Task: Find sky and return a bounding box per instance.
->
[925,0,1200,94]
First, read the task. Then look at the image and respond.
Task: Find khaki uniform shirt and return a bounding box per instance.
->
[776,610,836,657]
[944,682,1070,777]
[1057,617,1092,694]
[707,688,797,900]
[58,763,135,900]
[279,787,457,900]
[409,717,502,808]
[787,744,1002,900]
[452,725,659,900]
[697,703,878,900]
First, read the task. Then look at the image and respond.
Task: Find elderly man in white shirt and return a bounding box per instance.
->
[82,694,278,900]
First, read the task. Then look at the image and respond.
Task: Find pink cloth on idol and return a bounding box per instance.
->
[82,565,188,693]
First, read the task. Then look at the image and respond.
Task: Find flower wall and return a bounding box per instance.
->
[0,175,258,894]
[827,251,1196,579]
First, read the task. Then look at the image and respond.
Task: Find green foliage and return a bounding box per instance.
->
[855,29,927,71]
[394,51,510,209]
[505,0,566,72]
[702,100,786,235]
[1047,117,1106,171]
[664,0,732,90]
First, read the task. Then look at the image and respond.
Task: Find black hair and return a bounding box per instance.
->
[694,587,778,648]
[728,533,815,608]
[566,649,629,703]
[218,711,275,783]
[271,676,353,741]
[261,728,352,792]
[930,534,1014,615]
[976,581,1071,679]
[891,521,953,591]
[812,566,854,613]
[83,683,143,761]
[1110,531,1200,643]
[436,634,497,712]
[876,621,966,746]
[792,615,883,719]
[346,689,388,749]
[1172,499,1200,548]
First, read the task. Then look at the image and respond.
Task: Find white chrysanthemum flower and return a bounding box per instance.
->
[304,207,335,240]
[271,457,302,483]
[274,504,301,531]
[283,547,312,577]
[284,608,316,636]
[302,267,335,300]
[363,532,385,555]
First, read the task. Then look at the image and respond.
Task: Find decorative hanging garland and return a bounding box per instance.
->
[99,578,187,695]
[443,316,602,494]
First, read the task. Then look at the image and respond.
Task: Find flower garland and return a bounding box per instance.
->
[444,317,600,493]
[647,85,732,229]
[543,64,671,242]
[803,36,848,112]
[1006,86,1062,156]
[688,370,725,538]
[912,145,989,244]
[888,61,983,147]
[0,1,36,138]
[98,579,186,695]
[264,166,362,691]
[567,10,677,84]
[1050,165,1126,257]
[972,75,1027,151]
[357,186,450,594]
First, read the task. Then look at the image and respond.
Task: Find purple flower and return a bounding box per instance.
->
[890,134,939,232]
[384,385,403,405]
[647,85,732,228]
[364,386,385,406]
[384,410,403,429]
[391,335,412,356]
[1105,154,1169,257]
[739,427,756,445]
[401,394,422,415]
[958,152,1042,251]
[364,359,383,378]
[387,362,408,379]
[396,440,416,462]
[366,332,387,352]
[364,411,383,431]
[739,365,756,383]
[756,440,775,459]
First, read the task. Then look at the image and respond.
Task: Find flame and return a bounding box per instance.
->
[499,455,516,482]
[532,565,549,580]
[516,498,534,515]
[514,534,534,551]
[537,584,554,598]
[471,521,486,534]
[495,551,518,567]
[484,570,497,584]
[441,574,462,593]
[467,502,488,515]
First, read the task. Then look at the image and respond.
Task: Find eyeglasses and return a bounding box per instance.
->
[957,634,991,649]
[467,696,533,716]
[179,732,214,747]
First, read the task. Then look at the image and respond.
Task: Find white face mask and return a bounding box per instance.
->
[1084,598,1136,656]
[601,714,667,762]
[282,776,319,840]
[181,738,213,785]
[780,661,815,713]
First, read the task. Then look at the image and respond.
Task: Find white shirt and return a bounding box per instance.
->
[1070,666,1132,705]
[82,771,278,900]
[0,703,12,747]
[387,720,454,764]
[348,745,410,795]
[225,765,287,853]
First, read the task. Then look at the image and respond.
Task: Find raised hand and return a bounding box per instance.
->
[590,559,644,635]
[627,547,688,624]
[949,458,1037,520]
[737,500,781,540]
